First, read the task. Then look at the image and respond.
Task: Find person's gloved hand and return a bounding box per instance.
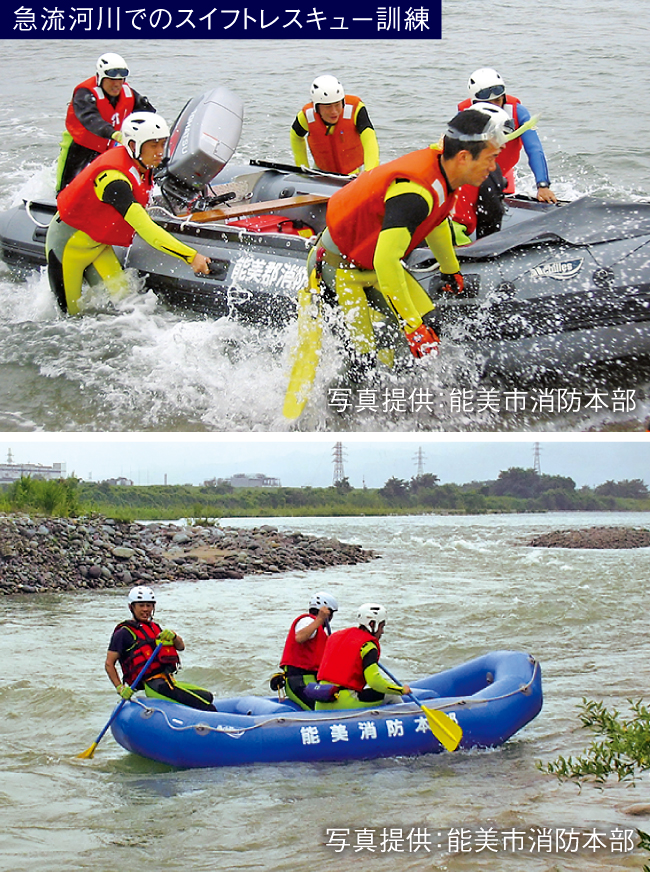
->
[116,683,134,700]
[111,130,124,144]
[156,629,176,646]
[440,272,465,294]
[404,324,440,358]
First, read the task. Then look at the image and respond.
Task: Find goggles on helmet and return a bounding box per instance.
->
[103,67,129,79]
[446,115,515,147]
[473,83,506,102]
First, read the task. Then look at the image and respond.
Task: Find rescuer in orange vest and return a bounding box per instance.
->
[46,111,211,315]
[56,51,156,192]
[311,104,511,374]
[453,68,557,242]
[290,75,380,175]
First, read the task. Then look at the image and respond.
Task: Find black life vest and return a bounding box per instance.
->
[117,619,180,687]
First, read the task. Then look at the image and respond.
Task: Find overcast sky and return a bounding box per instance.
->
[0,435,647,489]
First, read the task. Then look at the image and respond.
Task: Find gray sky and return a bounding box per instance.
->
[0,435,647,489]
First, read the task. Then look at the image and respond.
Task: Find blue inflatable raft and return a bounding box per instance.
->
[110,650,542,769]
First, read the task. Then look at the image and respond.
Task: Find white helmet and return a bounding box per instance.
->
[467,68,506,104]
[309,591,339,612]
[127,585,156,604]
[447,102,514,147]
[310,75,344,106]
[96,52,130,84]
[121,112,170,159]
[357,603,387,633]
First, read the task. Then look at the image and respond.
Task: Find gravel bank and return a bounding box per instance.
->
[525,526,650,549]
[0,513,377,594]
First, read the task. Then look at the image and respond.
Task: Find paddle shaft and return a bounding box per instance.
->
[378,663,412,699]
[378,661,463,752]
[248,157,350,181]
[89,642,163,748]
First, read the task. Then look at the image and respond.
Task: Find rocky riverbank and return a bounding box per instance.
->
[526,526,650,549]
[0,513,377,595]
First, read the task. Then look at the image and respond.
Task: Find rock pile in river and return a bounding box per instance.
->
[0,513,376,595]
[525,526,650,549]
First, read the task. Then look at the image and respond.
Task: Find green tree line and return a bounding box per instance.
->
[0,467,648,520]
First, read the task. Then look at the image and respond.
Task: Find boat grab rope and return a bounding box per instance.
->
[126,657,540,739]
[25,201,53,229]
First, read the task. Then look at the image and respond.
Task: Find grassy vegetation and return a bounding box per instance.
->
[0,469,649,520]
[539,699,650,870]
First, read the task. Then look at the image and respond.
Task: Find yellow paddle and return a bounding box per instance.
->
[283,279,323,420]
[379,663,463,752]
[77,642,163,759]
[503,114,540,142]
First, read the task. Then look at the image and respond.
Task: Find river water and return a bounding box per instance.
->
[1,0,650,431]
[2,512,650,871]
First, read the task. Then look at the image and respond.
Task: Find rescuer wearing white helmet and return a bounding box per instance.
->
[56,51,157,192]
[290,74,380,175]
[314,602,411,710]
[105,585,217,711]
[452,67,556,243]
[46,110,211,315]
[279,591,339,710]
[300,104,509,376]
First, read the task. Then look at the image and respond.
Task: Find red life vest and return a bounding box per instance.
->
[116,619,180,687]
[280,613,328,671]
[317,626,380,692]
[326,145,455,269]
[457,94,522,179]
[57,146,153,247]
[65,76,135,154]
[302,95,365,175]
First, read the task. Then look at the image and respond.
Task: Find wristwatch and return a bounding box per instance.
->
[536,182,550,189]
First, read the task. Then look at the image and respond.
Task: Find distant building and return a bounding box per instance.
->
[206,473,281,488]
[102,477,134,487]
[0,451,66,484]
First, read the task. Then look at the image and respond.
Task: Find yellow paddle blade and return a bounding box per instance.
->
[283,284,323,420]
[76,742,98,759]
[422,705,463,752]
[503,114,540,142]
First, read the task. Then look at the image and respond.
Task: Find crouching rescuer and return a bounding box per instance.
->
[46,112,211,315]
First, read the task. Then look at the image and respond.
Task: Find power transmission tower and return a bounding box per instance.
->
[533,442,542,475]
[332,442,346,485]
[414,446,425,478]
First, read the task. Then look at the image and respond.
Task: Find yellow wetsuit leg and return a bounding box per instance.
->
[333,265,378,356]
[46,215,130,315]
[89,244,132,302]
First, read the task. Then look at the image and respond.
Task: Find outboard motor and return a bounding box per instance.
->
[156,86,244,213]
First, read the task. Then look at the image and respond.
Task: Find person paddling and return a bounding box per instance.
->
[314,603,411,710]
[279,591,338,710]
[105,585,216,711]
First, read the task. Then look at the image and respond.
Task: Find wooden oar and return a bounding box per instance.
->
[184,193,330,225]
[77,642,163,759]
[379,663,463,752]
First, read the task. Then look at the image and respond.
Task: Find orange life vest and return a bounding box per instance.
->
[65,76,135,153]
[280,613,328,671]
[326,145,455,269]
[57,145,153,247]
[317,626,380,692]
[116,619,180,687]
[302,95,365,175]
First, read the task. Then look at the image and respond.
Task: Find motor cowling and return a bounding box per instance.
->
[157,87,244,212]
